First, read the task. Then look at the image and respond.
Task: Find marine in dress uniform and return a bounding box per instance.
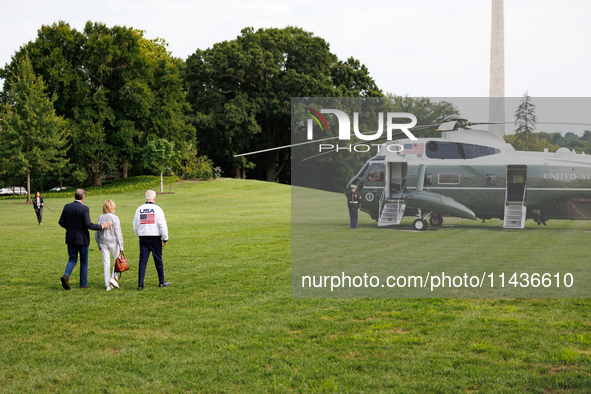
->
[347,186,362,229]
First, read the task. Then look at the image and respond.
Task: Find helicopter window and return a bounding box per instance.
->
[366,163,385,182]
[486,174,497,187]
[424,173,433,186]
[438,172,460,184]
[425,142,500,160]
[355,163,369,181]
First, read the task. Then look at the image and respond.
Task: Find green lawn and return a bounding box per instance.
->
[1,179,590,393]
[292,187,591,298]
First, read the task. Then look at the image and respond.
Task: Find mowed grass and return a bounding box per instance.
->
[0,179,590,393]
[292,188,591,298]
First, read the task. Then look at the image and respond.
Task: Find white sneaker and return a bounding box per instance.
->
[106,284,113,291]
[109,277,119,289]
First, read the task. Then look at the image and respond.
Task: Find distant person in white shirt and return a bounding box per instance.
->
[133,190,169,290]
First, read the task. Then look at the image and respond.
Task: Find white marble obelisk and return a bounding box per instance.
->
[489,0,506,137]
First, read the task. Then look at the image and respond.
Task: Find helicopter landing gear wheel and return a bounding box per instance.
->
[429,215,443,227]
[413,218,428,231]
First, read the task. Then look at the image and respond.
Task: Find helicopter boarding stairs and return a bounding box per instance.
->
[378,181,406,227]
[503,183,527,229]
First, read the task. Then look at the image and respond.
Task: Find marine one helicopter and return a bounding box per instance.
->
[346,116,591,230]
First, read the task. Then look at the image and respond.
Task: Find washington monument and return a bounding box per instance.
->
[489,0,506,136]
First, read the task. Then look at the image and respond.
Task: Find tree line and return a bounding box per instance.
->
[0,22,201,198]
[0,22,384,194]
[505,92,591,153]
[0,21,472,198]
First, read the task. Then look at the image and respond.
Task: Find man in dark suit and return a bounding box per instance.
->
[58,189,111,290]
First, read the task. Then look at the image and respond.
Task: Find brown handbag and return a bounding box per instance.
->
[115,251,130,272]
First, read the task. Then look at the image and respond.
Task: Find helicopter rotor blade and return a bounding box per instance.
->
[234,128,417,158]
[523,121,591,126]
[235,120,591,158]
[233,135,342,158]
[468,121,591,126]
[408,123,443,131]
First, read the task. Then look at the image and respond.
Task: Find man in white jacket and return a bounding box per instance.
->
[133,190,169,290]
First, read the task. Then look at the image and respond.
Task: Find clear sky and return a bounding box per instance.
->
[1,0,590,130]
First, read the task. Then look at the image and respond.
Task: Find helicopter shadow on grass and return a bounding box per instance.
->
[374,222,509,232]
[374,219,585,233]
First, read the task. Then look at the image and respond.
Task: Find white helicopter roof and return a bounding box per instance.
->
[378,128,512,157]
[440,129,508,149]
[377,128,591,166]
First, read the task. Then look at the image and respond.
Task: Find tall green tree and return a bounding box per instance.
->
[514,91,537,150]
[1,21,195,186]
[331,57,383,97]
[0,56,68,202]
[142,138,178,193]
[184,26,382,182]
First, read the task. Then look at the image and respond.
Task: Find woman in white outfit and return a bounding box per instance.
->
[95,200,124,291]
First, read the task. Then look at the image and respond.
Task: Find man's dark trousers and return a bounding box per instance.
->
[138,236,165,287]
[65,245,89,287]
[59,199,102,288]
[349,210,359,229]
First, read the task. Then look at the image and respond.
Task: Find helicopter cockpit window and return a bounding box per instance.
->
[366,163,385,182]
[355,163,369,182]
[426,141,500,160]
[486,174,497,187]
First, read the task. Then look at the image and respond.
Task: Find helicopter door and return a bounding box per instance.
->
[506,166,527,202]
[388,162,407,200]
[504,166,528,229]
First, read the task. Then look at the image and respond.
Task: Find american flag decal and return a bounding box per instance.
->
[404,143,424,154]
[140,213,155,224]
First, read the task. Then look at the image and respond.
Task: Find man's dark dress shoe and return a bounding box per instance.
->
[61,275,70,290]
